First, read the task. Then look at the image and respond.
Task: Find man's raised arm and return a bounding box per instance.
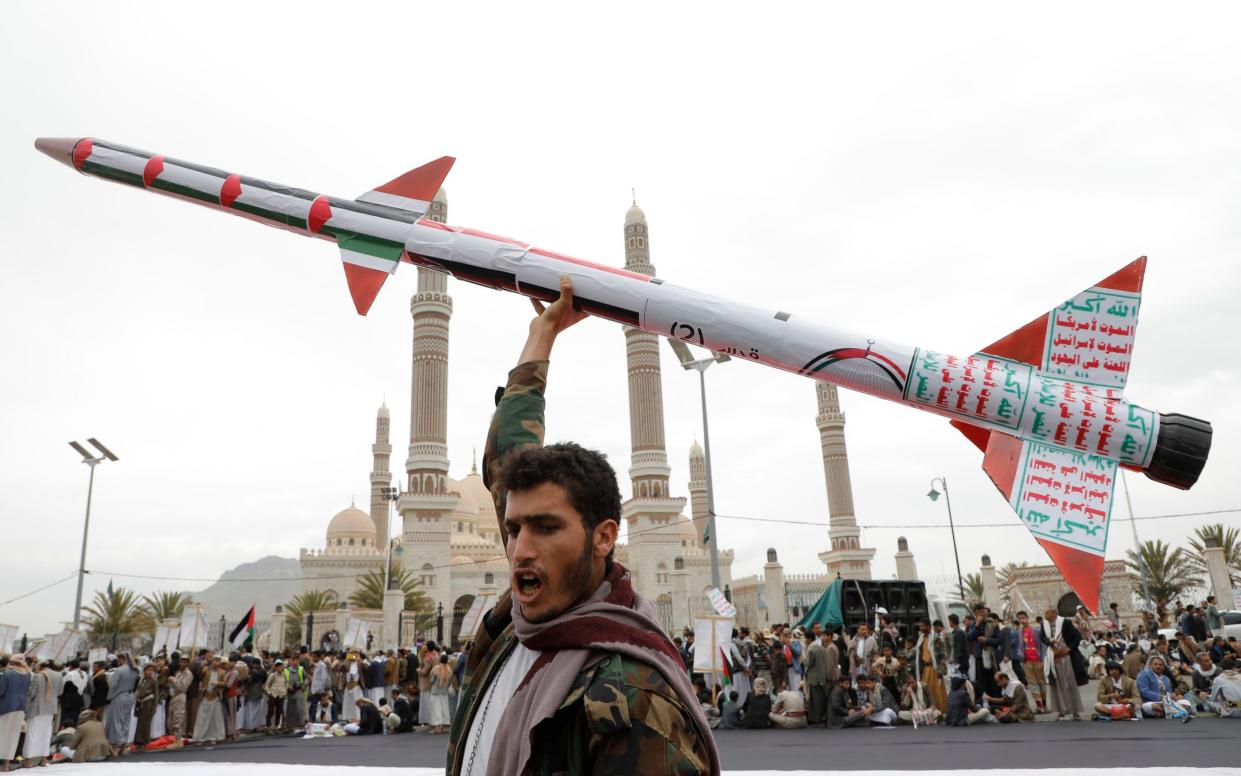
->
[482,275,588,536]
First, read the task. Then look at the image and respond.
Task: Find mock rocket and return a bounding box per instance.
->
[36,137,1213,612]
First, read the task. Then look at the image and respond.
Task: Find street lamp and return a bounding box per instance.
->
[667,338,730,592]
[68,438,118,630]
[382,487,402,591]
[926,476,964,600]
[386,538,404,591]
[1120,471,1153,611]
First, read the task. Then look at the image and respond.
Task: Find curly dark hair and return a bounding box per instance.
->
[500,442,621,561]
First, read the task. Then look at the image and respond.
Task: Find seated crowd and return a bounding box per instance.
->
[672,599,1241,732]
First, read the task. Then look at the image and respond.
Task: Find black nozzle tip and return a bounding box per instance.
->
[1143,413,1212,490]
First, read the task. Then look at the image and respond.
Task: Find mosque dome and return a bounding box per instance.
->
[672,515,697,539]
[449,478,481,520]
[689,440,704,458]
[377,402,389,419]
[625,203,646,226]
[456,472,498,524]
[326,505,375,546]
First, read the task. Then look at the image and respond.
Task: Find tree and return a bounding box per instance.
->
[80,586,146,647]
[141,591,193,624]
[1126,539,1202,607]
[998,562,1031,616]
[283,589,338,646]
[957,573,985,606]
[1186,523,1241,587]
[349,568,434,615]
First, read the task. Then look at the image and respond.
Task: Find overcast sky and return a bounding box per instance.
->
[3,1,1240,637]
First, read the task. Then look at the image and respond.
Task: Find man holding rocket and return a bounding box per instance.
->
[445,275,718,775]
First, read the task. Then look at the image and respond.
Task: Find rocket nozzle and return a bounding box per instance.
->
[1143,412,1212,490]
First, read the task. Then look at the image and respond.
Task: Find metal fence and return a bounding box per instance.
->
[784,580,830,623]
[655,594,673,634]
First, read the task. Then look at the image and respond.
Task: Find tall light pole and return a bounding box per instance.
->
[69,438,118,630]
[926,476,964,600]
[667,339,730,592]
[382,486,402,591]
[1120,471,1153,611]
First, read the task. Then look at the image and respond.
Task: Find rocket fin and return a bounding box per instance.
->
[356,156,455,214]
[949,419,990,453]
[977,257,1147,392]
[1036,540,1106,615]
[975,428,1115,614]
[341,261,389,316]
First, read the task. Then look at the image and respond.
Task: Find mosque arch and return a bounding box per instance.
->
[451,594,475,646]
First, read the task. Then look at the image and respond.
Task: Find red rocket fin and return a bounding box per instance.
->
[341,262,389,316]
[976,257,1147,392]
[980,430,1024,501]
[949,419,991,453]
[979,314,1047,368]
[1036,540,1105,614]
[965,427,1115,615]
[356,156,455,213]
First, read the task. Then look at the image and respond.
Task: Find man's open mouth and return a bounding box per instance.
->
[514,571,543,598]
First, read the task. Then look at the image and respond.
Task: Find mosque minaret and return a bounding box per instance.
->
[369,402,392,545]
[618,201,727,596]
[396,188,456,612]
[405,189,452,497]
[687,440,709,546]
[815,382,875,578]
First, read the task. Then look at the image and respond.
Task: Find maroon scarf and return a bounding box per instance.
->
[485,562,719,776]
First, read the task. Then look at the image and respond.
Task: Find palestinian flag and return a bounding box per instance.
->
[720,648,732,686]
[228,605,256,651]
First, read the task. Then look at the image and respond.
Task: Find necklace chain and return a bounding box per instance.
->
[463,649,513,776]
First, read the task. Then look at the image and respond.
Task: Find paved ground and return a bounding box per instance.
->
[127,717,1241,770]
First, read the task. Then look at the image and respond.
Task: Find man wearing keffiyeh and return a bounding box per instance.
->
[447,276,717,776]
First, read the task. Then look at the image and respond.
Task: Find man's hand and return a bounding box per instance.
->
[518,275,589,364]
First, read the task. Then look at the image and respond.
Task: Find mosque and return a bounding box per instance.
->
[298,192,878,643]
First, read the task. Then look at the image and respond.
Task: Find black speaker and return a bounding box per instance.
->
[905,583,929,622]
[882,581,908,616]
[842,582,868,620]
[863,581,887,613]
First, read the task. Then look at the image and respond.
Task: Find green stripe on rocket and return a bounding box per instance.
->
[333,231,404,262]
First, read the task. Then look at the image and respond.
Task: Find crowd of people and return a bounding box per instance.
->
[0,639,468,770]
[673,598,1241,732]
[1,597,1237,768]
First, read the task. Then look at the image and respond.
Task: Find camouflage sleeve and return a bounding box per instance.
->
[483,359,549,533]
[584,659,712,776]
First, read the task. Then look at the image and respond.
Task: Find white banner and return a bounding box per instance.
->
[706,587,737,618]
[458,593,494,642]
[692,616,734,673]
[0,624,18,654]
[152,621,180,657]
[179,606,209,650]
[88,648,107,666]
[343,618,370,650]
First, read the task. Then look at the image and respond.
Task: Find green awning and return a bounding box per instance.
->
[796,579,843,629]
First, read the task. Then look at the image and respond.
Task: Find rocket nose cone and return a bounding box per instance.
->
[35,137,82,168]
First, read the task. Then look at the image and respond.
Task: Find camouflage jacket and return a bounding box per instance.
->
[446,359,712,776]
